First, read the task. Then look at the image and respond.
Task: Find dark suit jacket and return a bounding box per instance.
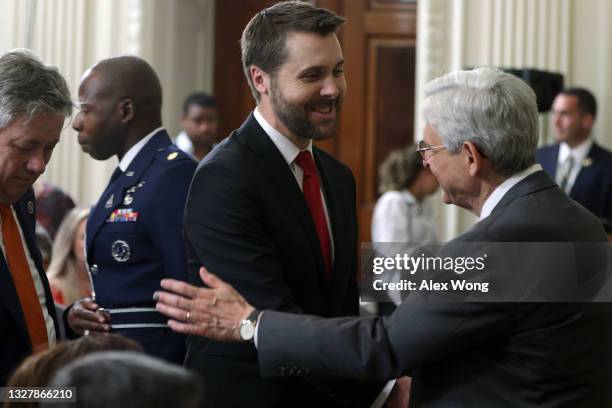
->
[258,171,612,407]
[0,189,59,385]
[85,130,196,364]
[537,142,612,221]
[184,114,378,407]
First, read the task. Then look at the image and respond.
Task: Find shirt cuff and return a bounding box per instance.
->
[254,311,264,348]
[369,379,397,408]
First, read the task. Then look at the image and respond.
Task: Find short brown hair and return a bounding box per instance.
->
[4,334,142,404]
[240,1,345,102]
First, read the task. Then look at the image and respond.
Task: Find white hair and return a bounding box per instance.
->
[423,67,539,177]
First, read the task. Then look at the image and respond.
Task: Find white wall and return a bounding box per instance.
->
[0,0,215,206]
[416,0,612,240]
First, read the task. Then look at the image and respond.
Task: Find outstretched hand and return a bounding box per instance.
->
[154,266,254,342]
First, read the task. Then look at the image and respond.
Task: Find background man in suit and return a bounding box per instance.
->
[156,67,612,407]
[177,2,380,406]
[0,49,72,384]
[537,88,612,222]
[175,92,219,161]
[66,56,196,364]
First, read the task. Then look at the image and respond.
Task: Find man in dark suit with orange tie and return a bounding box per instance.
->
[0,49,73,384]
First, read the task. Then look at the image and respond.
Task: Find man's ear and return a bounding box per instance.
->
[251,65,269,96]
[581,113,594,131]
[118,99,134,123]
[463,141,486,177]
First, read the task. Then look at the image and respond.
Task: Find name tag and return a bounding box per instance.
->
[107,208,139,223]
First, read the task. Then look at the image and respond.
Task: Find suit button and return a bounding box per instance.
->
[90,264,99,275]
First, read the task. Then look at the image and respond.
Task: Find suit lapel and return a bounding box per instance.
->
[0,249,29,342]
[540,145,560,178]
[491,170,557,216]
[13,192,59,338]
[570,143,600,199]
[315,149,351,304]
[86,130,172,259]
[0,191,58,343]
[237,114,328,284]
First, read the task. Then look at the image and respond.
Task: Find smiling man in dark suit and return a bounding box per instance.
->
[0,49,72,384]
[175,2,382,407]
[157,67,612,408]
[537,88,612,222]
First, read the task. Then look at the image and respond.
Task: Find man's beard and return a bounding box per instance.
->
[270,82,342,140]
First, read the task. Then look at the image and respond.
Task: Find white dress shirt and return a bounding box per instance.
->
[118,127,164,171]
[480,164,542,220]
[0,206,56,344]
[174,130,194,157]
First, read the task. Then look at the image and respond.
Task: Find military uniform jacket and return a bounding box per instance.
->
[85,130,196,363]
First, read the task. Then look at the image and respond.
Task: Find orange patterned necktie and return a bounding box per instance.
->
[0,205,49,350]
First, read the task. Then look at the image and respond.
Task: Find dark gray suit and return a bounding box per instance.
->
[257,170,612,407]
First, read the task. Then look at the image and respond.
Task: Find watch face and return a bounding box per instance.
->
[240,321,255,341]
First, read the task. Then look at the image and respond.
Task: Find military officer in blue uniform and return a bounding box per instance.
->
[66,56,196,364]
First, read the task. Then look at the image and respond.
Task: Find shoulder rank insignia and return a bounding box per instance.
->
[105,194,114,209]
[167,152,178,161]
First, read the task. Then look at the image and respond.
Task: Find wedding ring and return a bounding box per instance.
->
[186,311,191,323]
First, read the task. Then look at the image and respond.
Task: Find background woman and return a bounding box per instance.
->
[46,207,91,306]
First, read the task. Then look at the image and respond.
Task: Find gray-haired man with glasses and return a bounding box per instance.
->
[157,67,612,407]
[416,140,447,160]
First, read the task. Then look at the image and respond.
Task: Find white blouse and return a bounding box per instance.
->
[371,190,437,244]
[371,190,437,306]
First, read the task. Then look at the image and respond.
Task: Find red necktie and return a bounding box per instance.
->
[0,205,49,350]
[295,151,332,278]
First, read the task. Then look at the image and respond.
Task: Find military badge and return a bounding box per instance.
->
[111,240,131,262]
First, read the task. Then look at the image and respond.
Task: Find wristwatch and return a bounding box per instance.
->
[239,309,261,343]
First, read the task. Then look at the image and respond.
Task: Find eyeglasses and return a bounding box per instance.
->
[416,141,447,160]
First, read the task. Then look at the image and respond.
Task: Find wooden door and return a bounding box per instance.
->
[214,0,418,243]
